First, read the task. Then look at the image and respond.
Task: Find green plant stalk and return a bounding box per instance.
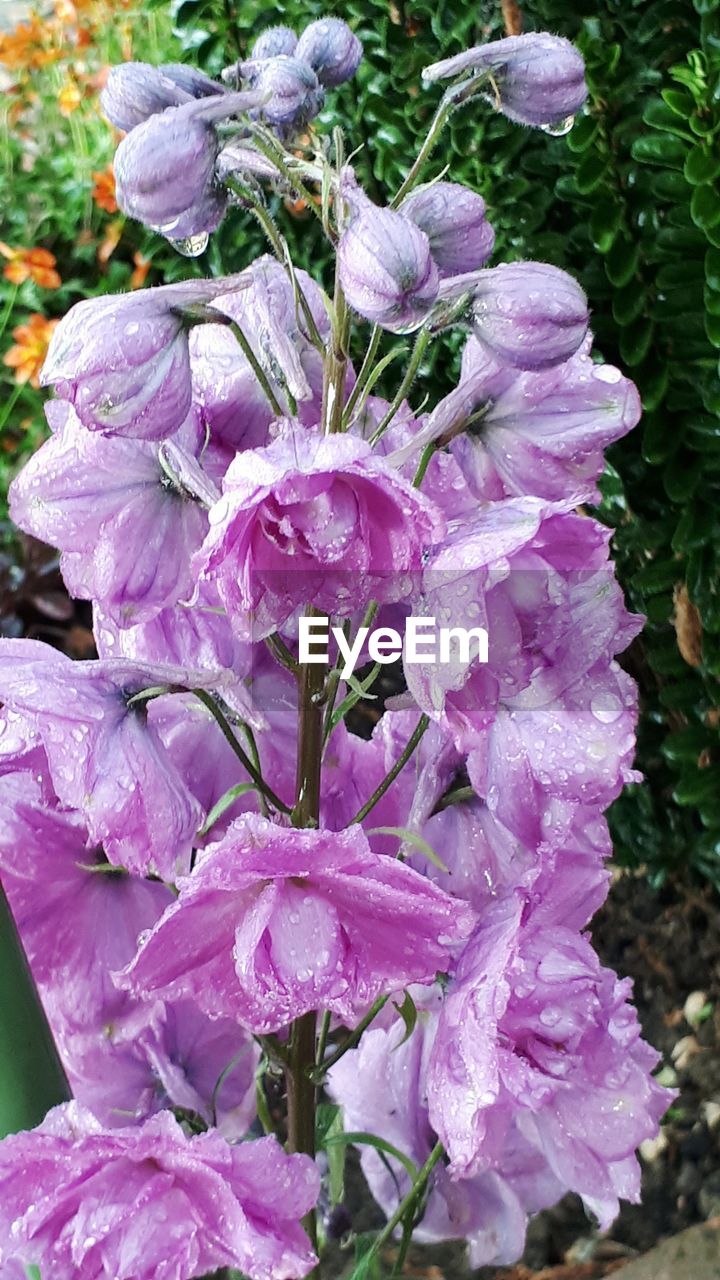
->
[0,879,71,1138]
[192,690,291,815]
[369,329,431,443]
[349,714,430,826]
[310,995,389,1081]
[227,320,284,416]
[287,627,326,1265]
[363,1141,444,1270]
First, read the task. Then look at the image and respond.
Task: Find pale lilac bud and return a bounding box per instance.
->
[296,17,362,87]
[400,181,494,278]
[423,33,587,131]
[114,91,260,240]
[245,54,323,126]
[39,277,249,437]
[101,61,223,133]
[338,204,439,334]
[463,261,589,370]
[251,24,298,58]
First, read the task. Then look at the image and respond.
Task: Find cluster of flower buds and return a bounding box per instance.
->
[0,20,672,1280]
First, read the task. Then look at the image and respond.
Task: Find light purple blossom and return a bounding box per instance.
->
[119,814,476,1033]
[329,1009,566,1268]
[0,770,172,1042]
[423,33,588,130]
[251,25,298,58]
[400,181,495,278]
[296,18,362,87]
[338,203,440,333]
[114,91,260,239]
[427,895,674,1223]
[440,261,589,370]
[40,276,247,438]
[195,425,445,639]
[448,337,642,502]
[0,1104,319,1280]
[0,638,259,877]
[101,61,223,133]
[10,405,216,622]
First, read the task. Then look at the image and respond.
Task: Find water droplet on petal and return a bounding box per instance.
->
[540,115,575,137]
[169,232,209,258]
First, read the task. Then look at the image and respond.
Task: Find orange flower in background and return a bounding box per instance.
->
[130,251,150,289]
[0,14,60,70]
[92,165,118,213]
[3,314,59,388]
[58,77,82,115]
[0,243,62,289]
[97,217,123,264]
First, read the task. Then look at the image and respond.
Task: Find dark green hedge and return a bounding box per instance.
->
[166,0,720,886]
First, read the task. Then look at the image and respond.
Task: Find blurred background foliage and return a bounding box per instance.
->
[1,0,719,889]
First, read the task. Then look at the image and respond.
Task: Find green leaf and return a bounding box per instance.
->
[706,248,720,290]
[392,989,418,1047]
[613,283,646,327]
[631,134,687,168]
[691,184,720,233]
[605,237,640,288]
[643,99,695,141]
[324,1131,419,1183]
[197,783,258,837]
[685,145,720,186]
[566,112,600,152]
[661,88,696,117]
[316,1104,345,1206]
[365,826,449,873]
[0,883,70,1138]
[575,153,608,195]
[619,317,654,367]
[590,199,623,253]
[706,311,720,347]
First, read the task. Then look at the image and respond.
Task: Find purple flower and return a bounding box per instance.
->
[427,896,674,1221]
[114,91,260,239]
[423,33,588,130]
[195,425,445,639]
[443,261,589,370]
[400,181,494,278]
[0,638,258,877]
[0,770,172,1042]
[101,61,223,133]
[201,255,332,429]
[473,659,641,849]
[338,203,440,333]
[296,18,362,87]
[448,337,641,502]
[40,276,247,438]
[238,55,323,127]
[10,405,216,623]
[0,1104,319,1280]
[119,814,475,1033]
[251,25,298,58]
[328,1010,565,1268]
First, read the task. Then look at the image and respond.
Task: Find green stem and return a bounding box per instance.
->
[286,618,326,1265]
[364,1141,444,1268]
[0,284,19,345]
[227,320,284,416]
[0,382,25,435]
[369,329,431,444]
[412,441,437,489]
[315,1010,332,1068]
[348,714,429,826]
[192,690,291,815]
[341,324,382,425]
[391,95,455,207]
[310,995,389,1081]
[265,632,300,675]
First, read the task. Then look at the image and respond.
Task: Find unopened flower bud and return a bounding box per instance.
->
[251,25,298,58]
[101,61,222,133]
[338,204,439,334]
[114,91,260,240]
[423,32,587,131]
[296,17,362,87]
[400,181,494,277]
[40,277,248,438]
[465,261,589,370]
[245,54,324,127]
